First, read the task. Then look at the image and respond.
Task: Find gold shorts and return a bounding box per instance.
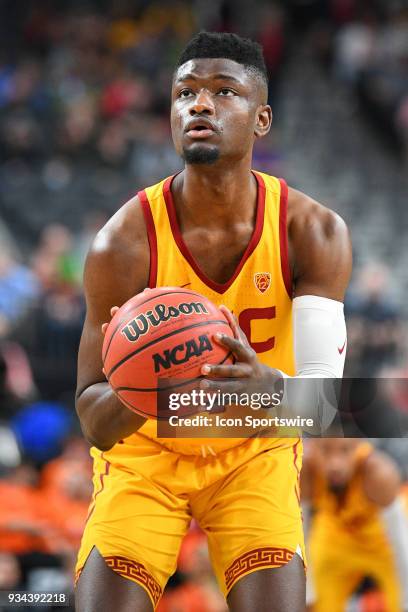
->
[309,518,401,612]
[76,435,305,609]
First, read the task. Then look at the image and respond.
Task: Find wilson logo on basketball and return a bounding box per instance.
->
[254,272,271,293]
[152,334,213,373]
[121,301,208,343]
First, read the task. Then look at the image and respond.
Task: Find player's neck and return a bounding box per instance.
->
[176,160,257,226]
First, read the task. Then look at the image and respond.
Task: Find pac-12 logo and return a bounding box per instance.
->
[254,272,271,293]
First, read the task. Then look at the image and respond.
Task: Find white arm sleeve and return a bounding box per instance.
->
[276,295,347,433]
[293,295,347,378]
[380,497,408,610]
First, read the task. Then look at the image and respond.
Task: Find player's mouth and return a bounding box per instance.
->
[185,119,217,139]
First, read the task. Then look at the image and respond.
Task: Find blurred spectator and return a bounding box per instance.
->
[257,4,285,101]
[19,287,84,401]
[17,223,86,401]
[0,425,20,472]
[333,17,376,83]
[0,463,53,556]
[0,459,78,604]
[0,250,39,337]
[0,345,26,420]
[332,5,408,153]
[31,224,79,288]
[38,436,92,585]
[0,552,22,590]
[345,263,404,376]
[0,339,36,428]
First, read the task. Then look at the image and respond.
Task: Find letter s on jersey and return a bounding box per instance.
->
[238,307,276,353]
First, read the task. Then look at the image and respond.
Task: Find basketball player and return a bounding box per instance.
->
[75,32,352,612]
[302,439,408,611]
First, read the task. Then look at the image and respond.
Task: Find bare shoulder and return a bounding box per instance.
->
[89,194,148,266]
[287,187,349,240]
[287,186,352,300]
[362,450,402,507]
[84,195,150,315]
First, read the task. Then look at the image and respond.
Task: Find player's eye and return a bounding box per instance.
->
[218,88,236,96]
[178,89,194,98]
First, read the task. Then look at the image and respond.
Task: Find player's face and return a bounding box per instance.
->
[171,58,271,165]
[314,439,360,489]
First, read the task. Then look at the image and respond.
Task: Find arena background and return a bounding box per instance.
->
[0,0,407,610]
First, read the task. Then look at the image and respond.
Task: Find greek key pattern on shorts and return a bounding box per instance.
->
[104,556,162,605]
[225,547,294,591]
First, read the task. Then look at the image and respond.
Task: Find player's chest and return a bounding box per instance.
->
[181,225,254,285]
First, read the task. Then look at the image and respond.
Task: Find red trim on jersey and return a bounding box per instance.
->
[162,171,266,295]
[138,190,157,288]
[278,179,292,299]
[292,439,301,504]
[84,452,111,526]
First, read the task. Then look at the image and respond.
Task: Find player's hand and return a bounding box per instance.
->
[101,306,119,335]
[200,305,280,393]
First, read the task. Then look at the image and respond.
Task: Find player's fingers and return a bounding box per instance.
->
[219,304,235,326]
[219,305,250,345]
[213,332,255,362]
[201,362,252,378]
[110,306,119,317]
[199,377,246,395]
[101,322,109,335]
[219,305,242,340]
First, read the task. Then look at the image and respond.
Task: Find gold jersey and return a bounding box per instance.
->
[132,170,296,454]
[76,173,304,599]
[311,443,392,545]
[309,442,401,611]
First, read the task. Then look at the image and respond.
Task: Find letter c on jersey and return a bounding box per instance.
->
[238,307,276,353]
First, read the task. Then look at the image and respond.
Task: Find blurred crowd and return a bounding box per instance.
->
[0,1,192,170]
[0,435,91,611]
[0,0,407,610]
[331,2,408,156]
[0,0,406,186]
[0,432,228,611]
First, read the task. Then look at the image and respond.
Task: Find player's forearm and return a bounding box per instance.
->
[76,383,146,450]
[274,295,347,433]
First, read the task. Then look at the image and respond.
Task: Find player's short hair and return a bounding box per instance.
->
[175,31,268,87]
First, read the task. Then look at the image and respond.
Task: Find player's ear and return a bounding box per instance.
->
[254,105,272,138]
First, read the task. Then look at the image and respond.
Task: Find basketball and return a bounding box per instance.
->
[102,287,234,418]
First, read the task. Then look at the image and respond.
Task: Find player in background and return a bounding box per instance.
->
[302,439,408,612]
[75,32,352,612]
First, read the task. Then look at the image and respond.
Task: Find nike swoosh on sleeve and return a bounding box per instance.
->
[338,339,346,355]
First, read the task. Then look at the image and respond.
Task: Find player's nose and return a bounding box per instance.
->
[189,89,215,115]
